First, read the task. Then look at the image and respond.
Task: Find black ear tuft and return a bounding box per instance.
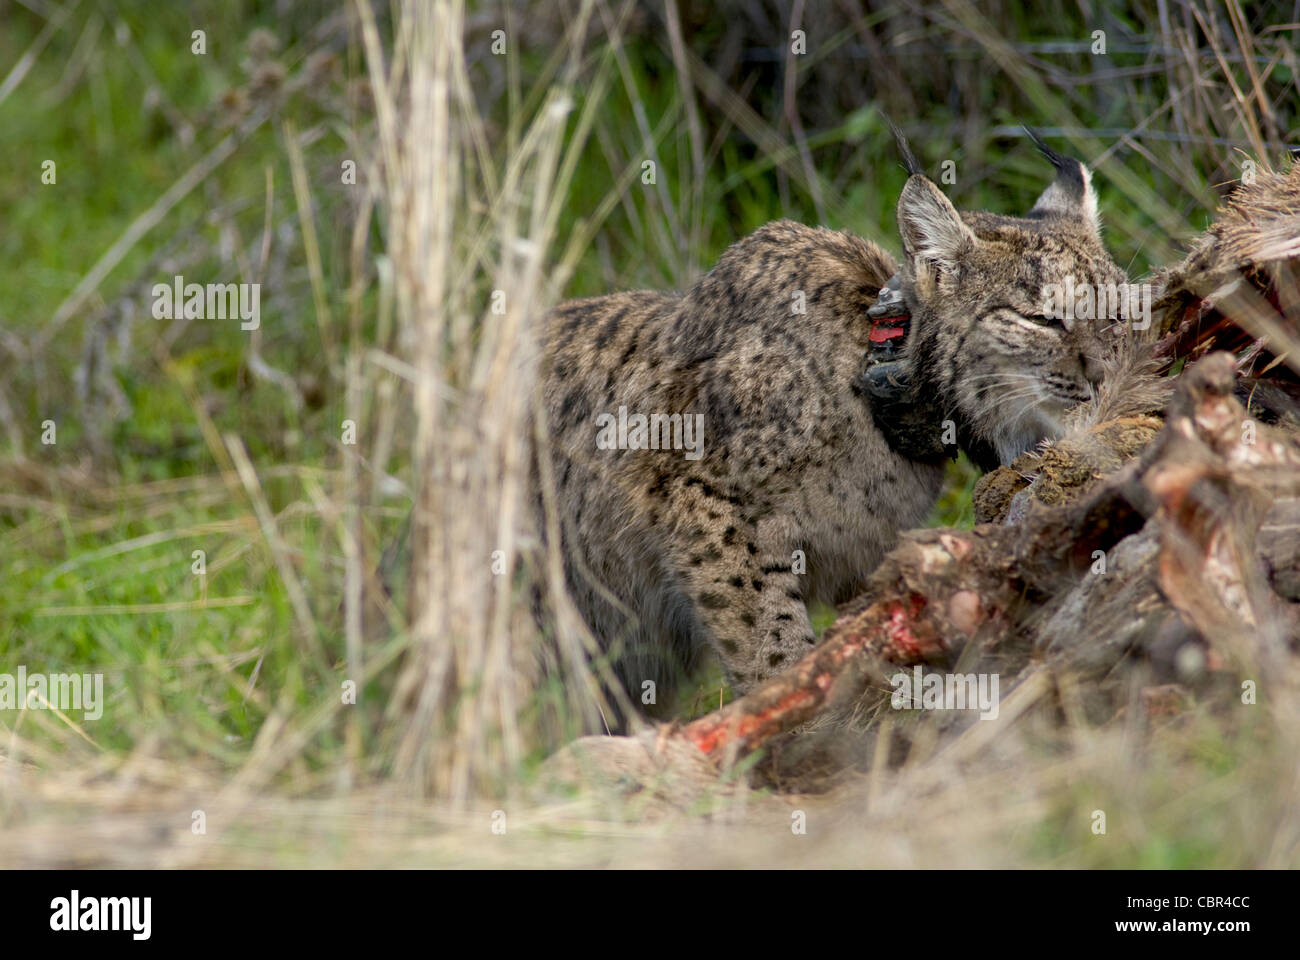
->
[1023,126,1098,226]
[1023,125,1087,193]
[885,115,923,177]
[1023,125,1068,171]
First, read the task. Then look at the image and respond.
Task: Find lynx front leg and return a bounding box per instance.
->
[674,522,817,696]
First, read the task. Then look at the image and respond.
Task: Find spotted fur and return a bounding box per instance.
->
[539,147,1125,711]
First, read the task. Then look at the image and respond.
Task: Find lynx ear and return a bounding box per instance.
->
[1024,127,1100,230]
[897,175,976,269]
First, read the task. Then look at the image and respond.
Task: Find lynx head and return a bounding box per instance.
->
[893,132,1126,467]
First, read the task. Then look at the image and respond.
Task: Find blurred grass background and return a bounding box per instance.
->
[0,0,1296,866]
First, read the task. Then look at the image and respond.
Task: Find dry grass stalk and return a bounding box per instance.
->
[357,0,606,802]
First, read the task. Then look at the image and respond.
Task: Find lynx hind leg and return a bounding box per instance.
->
[672,517,816,696]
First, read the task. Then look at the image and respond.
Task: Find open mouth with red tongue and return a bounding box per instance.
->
[867,273,909,357]
[855,273,953,464]
[858,274,1002,470]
